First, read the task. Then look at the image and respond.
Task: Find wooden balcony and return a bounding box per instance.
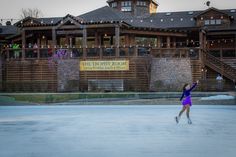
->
[1,46,200,61]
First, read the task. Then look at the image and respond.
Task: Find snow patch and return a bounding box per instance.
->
[201,95,235,100]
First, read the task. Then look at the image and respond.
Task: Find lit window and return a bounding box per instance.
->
[121,7,132,12]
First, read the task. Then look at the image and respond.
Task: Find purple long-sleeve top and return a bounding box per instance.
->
[180,83,197,101]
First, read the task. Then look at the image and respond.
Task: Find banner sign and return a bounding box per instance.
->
[80,60,129,71]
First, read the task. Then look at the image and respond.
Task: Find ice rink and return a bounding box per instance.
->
[0,105,236,157]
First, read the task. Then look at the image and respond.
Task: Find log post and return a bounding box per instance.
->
[82,26,87,58]
[22,29,26,60]
[115,25,120,57]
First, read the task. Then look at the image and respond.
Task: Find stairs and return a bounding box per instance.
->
[222,59,236,69]
[202,50,236,81]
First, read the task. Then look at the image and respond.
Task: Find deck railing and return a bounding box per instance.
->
[203,50,236,81]
[1,46,200,60]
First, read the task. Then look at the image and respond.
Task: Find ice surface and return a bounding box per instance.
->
[201,95,235,100]
[0,105,236,157]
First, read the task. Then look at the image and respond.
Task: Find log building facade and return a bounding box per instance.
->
[0,0,236,92]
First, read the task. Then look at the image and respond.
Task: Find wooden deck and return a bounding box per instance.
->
[1,47,234,92]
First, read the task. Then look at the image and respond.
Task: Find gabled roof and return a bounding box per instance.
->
[194,7,230,18]
[148,11,201,29]
[78,6,236,30]
[78,6,133,23]
[15,16,63,27]
[10,6,236,31]
[15,14,85,28]
[0,25,19,35]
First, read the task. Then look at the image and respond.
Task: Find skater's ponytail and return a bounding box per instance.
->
[183,84,189,91]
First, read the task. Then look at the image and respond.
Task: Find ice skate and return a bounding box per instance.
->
[175,116,179,124]
[188,118,192,125]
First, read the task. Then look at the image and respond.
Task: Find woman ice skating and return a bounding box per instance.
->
[175,80,199,124]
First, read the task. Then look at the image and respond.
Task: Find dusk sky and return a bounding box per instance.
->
[0,0,236,20]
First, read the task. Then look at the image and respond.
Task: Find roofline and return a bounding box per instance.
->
[106,0,159,5]
[194,7,230,18]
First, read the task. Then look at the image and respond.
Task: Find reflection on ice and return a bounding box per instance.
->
[0,105,236,157]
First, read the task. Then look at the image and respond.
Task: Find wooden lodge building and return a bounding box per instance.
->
[0,0,236,92]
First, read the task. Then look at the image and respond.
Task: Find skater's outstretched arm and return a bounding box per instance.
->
[189,82,198,91]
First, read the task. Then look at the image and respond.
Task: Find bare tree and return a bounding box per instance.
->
[20,8,43,19]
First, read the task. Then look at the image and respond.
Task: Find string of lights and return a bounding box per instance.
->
[1,39,235,49]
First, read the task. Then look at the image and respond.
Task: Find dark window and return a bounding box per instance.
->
[111,2,117,8]
[204,20,210,25]
[210,19,216,25]
[137,1,147,6]
[205,19,222,25]
[216,19,222,25]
